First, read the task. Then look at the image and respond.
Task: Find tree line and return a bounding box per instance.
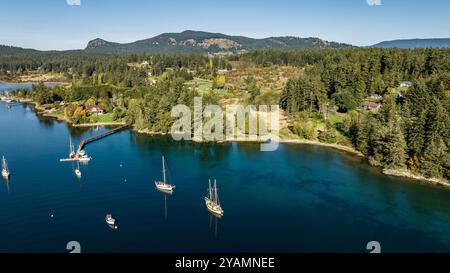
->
[244,49,449,179]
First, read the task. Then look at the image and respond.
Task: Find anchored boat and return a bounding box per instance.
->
[155,156,176,194]
[74,161,81,178]
[205,179,224,217]
[77,149,92,163]
[105,214,115,225]
[2,156,10,179]
[105,214,117,229]
[69,137,76,158]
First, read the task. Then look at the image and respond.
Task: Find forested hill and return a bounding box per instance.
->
[0,45,40,55]
[371,38,450,49]
[84,30,354,53]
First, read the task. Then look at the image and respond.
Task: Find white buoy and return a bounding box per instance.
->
[51,214,54,218]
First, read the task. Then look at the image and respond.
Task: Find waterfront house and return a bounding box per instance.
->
[86,105,104,116]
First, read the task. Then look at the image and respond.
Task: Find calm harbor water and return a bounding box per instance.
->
[1,83,450,253]
[0,82,59,94]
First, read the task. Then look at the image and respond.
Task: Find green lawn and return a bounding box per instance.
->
[188,78,228,97]
[90,113,115,123]
[329,114,344,125]
[388,86,409,95]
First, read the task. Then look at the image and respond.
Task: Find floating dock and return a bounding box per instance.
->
[60,125,128,162]
[59,158,79,162]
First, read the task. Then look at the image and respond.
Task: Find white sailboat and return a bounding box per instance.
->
[205,179,224,217]
[69,137,75,158]
[74,161,81,178]
[155,156,176,194]
[2,156,10,179]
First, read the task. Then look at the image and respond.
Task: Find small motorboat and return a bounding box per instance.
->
[2,156,10,179]
[106,214,116,226]
[78,155,92,163]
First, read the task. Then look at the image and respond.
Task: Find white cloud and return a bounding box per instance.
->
[66,0,81,6]
[366,0,381,6]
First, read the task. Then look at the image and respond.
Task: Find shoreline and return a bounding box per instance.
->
[382,169,450,188]
[278,139,364,157]
[135,128,363,156]
[134,129,449,186]
[72,122,127,127]
[0,79,69,85]
[16,100,125,128]
[5,98,448,188]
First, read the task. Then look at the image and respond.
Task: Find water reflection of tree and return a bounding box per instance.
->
[132,133,232,162]
[31,106,59,129]
[234,142,264,161]
[133,134,174,153]
[195,142,231,162]
[66,126,94,138]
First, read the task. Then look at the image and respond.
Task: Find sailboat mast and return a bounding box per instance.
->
[214,179,218,204]
[162,156,166,184]
[70,138,74,154]
[2,156,7,172]
[209,179,212,200]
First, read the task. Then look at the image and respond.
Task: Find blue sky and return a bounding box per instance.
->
[0,0,449,50]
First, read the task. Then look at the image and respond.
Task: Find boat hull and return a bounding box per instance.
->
[205,197,224,217]
[155,181,175,194]
[105,214,116,227]
[78,157,92,163]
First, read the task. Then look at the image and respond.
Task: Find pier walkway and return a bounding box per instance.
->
[76,125,128,154]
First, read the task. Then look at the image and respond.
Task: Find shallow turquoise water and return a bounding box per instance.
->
[1,83,450,253]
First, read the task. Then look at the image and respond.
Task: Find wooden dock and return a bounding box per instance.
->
[59,158,78,162]
[60,125,128,162]
[76,125,129,154]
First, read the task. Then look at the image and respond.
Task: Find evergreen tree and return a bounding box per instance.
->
[382,115,407,169]
[420,138,448,178]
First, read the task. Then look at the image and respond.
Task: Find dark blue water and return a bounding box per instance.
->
[1,84,450,253]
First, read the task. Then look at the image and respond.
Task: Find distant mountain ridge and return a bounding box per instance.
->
[2,32,450,54]
[84,30,354,53]
[370,38,450,49]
